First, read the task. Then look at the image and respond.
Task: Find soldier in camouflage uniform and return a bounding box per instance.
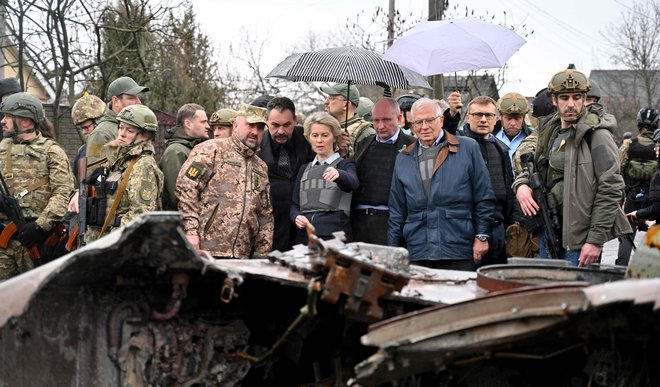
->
[85,76,148,173]
[321,83,375,157]
[176,103,273,259]
[209,108,238,139]
[159,103,209,211]
[84,105,163,242]
[71,94,106,181]
[0,93,73,280]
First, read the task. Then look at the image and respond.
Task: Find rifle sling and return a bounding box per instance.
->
[98,157,139,238]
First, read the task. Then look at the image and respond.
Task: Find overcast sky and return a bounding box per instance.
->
[191,0,628,97]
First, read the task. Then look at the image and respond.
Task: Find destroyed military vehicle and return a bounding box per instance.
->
[0,212,659,386]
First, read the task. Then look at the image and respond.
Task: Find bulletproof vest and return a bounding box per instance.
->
[546,129,571,212]
[0,138,53,219]
[354,141,399,206]
[299,159,352,216]
[484,140,507,203]
[626,138,657,188]
[85,169,121,227]
[418,144,442,198]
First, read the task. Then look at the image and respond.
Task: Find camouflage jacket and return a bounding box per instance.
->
[0,134,73,231]
[87,140,163,240]
[342,114,375,157]
[176,135,273,259]
[159,133,206,211]
[85,103,117,174]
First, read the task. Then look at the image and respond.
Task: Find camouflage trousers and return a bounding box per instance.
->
[0,239,35,281]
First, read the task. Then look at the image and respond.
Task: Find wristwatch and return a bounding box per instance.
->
[475,234,489,242]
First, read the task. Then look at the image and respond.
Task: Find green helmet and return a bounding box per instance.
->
[498,92,529,115]
[0,92,44,123]
[209,108,238,127]
[547,69,590,94]
[71,94,105,125]
[587,79,601,102]
[117,105,158,132]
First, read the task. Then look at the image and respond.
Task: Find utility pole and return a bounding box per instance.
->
[387,0,395,48]
[429,0,445,99]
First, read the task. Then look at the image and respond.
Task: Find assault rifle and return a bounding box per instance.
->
[0,170,42,260]
[520,152,562,259]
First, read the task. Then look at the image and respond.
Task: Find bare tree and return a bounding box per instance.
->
[604,0,660,107]
[0,0,181,134]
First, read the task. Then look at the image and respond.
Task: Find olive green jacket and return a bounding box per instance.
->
[513,103,632,249]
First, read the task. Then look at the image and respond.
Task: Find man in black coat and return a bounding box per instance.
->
[352,98,416,245]
[258,97,315,252]
[458,96,515,265]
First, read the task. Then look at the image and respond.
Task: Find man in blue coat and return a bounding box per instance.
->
[388,98,496,271]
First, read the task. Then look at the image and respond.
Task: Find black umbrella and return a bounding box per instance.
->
[267,46,431,127]
[267,46,432,90]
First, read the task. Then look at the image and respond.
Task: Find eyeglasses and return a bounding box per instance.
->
[412,116,439,128]
[469,112,497,120]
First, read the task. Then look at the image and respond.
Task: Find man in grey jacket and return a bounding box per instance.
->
[513,69,631,267]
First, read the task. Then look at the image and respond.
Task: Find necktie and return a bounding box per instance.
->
[278,147,291,178]
[385,139,394,144]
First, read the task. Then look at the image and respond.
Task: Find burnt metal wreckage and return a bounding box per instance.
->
[0,212,659,386]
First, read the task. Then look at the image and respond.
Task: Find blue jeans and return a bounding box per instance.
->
[539,229,580,266]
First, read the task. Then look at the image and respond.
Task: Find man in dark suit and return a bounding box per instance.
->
[352,98,416,245]
[258,97,315,251]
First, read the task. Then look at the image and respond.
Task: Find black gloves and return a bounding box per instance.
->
[17,222,46,247]
[85,167,109,185]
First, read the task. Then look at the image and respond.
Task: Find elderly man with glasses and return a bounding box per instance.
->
[388,98,496,271]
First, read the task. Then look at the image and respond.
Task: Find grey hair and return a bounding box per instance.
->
[303,111,342,139]
[410,97,442,120]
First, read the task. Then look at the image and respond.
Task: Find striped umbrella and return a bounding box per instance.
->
[266,46,432,90]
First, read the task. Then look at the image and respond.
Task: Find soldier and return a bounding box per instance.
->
[176,104,273,259]
[70,94,106,181]
[209,108,238,139]
[321,83,375,156]
[617,107,660,265]
[0,78,21,102]
[0,93,73,280]
[493,92,534,162]
[84,105,163,242]
[160,103,209,211]
[514,69,631,266]
[85,76,148,171]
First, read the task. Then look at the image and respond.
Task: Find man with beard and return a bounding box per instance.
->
[257,97,314,252]
[176,104,273,259]
[514,69,631,266]
[493,92,533,163]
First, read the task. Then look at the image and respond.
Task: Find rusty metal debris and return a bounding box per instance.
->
[269,225,411,320]
[477,260,626,292]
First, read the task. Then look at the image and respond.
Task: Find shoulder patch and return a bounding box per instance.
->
[184,162,205,180]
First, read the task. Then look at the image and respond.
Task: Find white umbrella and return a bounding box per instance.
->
[383,17,526,76]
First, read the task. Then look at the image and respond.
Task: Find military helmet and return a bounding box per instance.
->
[0,78,21,97]
[587,79,602,102]
[71,94,105,125]
[117,105,158,132]
[547,69,590,94]
[396,93,421,112]
[498,92,529,115]
[653,128,660,144]
[637,107,659,129]
[209,108,238,127]
[0,92,44,123]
